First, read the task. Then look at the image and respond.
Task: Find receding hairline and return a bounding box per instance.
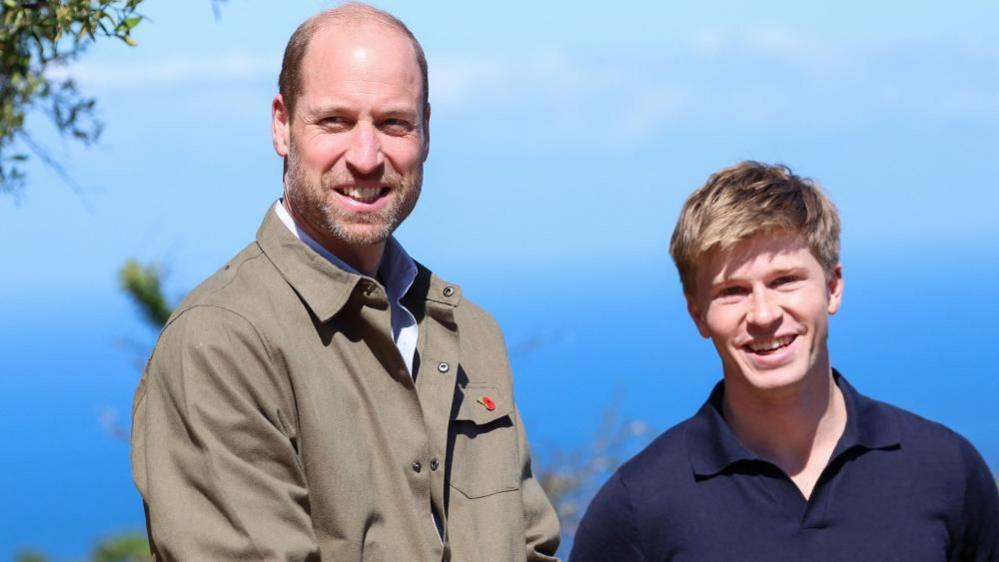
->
[307,3,414,38]
[286,3,429,109]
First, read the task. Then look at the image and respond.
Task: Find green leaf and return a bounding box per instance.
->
[122,16,141,30]
[120,259,174,328]
[121,34,137,47]
[2,0,16,8]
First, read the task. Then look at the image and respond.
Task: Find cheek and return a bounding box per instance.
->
[383,137,426,168]
[295,133,346,167]
[703,306,738,341]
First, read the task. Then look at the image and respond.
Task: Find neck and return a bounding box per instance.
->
[282,199,385,278]
[722,366,846,479]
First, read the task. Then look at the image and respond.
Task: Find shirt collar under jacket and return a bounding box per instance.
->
[261,203,461,324]
[271,201,419,314]
[685,370,902,478]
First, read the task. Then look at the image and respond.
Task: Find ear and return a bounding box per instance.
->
[686,294,711,338]
[421,102,431,162]
[826,263,844,315]
[272,94,291,158]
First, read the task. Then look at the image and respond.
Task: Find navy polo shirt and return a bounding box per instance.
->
[570,373,999,562]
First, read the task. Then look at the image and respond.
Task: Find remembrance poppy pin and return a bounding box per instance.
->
[476,395,496,411]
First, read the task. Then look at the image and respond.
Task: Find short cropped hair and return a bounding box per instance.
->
[278,2,429,119]
[669,161,841,296]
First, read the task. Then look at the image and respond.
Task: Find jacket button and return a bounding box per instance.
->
[430,458,439,471]
[437,361,449,373]
[442,286,455,297]
[411,461,422,473]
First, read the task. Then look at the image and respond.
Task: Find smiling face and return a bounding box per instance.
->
[271,21,429,266]
[687,230,843,398]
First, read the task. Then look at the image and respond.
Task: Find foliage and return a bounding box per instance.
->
[15,532,150,562]
[90,533,149,562]
[0,0,146,195]
[536,404,650,550]
[119,259,172,328]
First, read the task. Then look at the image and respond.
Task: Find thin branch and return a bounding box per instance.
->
[17,131,94,212]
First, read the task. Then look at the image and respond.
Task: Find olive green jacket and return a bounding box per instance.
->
[131,210,560,561]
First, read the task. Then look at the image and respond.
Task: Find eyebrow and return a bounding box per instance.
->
[304,103,355,117]
[713,265,808,284]
[306,103,419,118]
[769,267,807,277]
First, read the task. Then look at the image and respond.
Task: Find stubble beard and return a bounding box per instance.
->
[284,150,422,247]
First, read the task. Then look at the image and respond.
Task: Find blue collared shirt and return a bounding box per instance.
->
[273,201,418,375]
[570,372,999,561]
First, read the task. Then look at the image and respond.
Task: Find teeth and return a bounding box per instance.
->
[747,335,793,352]
[341,186,382,203]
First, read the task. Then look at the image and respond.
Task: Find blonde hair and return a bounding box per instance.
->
[669,161,841,296]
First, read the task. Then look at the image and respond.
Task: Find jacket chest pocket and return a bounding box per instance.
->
[448,383,520,499]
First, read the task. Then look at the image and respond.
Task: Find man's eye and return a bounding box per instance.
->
[773,275,800,287]
[381,119,413,134]
[320,116,350,129]
[717,286,748,299]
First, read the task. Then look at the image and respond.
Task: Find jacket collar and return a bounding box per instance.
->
[686,370,901,478]
[255,208,461,323]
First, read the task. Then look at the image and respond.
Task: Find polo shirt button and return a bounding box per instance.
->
[442,286,455,297]
[430,458,439,471]
[411,461,422,473]
[437,361,449,373]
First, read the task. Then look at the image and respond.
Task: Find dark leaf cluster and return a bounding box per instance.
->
[1,0,144,195]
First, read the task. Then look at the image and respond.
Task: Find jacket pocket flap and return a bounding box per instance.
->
[455,383,513,425]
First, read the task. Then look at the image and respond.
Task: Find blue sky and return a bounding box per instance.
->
[2,0,998,558]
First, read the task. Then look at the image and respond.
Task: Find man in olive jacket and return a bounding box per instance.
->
[130,4,560,560]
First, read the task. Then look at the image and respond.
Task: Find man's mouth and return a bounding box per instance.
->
[744,335,796,355]
[336,186,387,204]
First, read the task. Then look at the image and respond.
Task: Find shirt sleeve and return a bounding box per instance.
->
[515,407,563,561]
[131,306,319,561]
[569,471,646,562]
[953,436,999,561]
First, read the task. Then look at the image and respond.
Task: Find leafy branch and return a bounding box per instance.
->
[1,0,145,195]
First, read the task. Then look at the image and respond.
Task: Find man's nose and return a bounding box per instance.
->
[746,288,781,327]
[345,121,384,175]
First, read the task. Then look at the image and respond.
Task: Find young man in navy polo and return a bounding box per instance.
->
[571,161,998,561]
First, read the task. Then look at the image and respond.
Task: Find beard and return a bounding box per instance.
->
[284,148,422,247]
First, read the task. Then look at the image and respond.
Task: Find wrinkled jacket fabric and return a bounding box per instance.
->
[131,210,560,561]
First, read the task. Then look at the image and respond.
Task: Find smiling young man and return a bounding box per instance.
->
[130,4,559,560]
[570,161,998,561]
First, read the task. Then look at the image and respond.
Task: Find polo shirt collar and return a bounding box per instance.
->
[686,370,901,478]
[831,370,901,454]
[685,382,760,477]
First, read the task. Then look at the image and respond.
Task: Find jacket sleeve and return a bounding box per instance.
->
[953,436,999,561]
[569,471,646,562]
[515,406,562,561]
[131,305,319,561]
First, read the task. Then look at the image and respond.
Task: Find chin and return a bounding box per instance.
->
[732,362,811,395]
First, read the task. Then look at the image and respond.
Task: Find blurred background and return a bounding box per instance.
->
[2,0,997,559]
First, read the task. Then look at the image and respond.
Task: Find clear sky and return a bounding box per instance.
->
[1,0,998,558]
